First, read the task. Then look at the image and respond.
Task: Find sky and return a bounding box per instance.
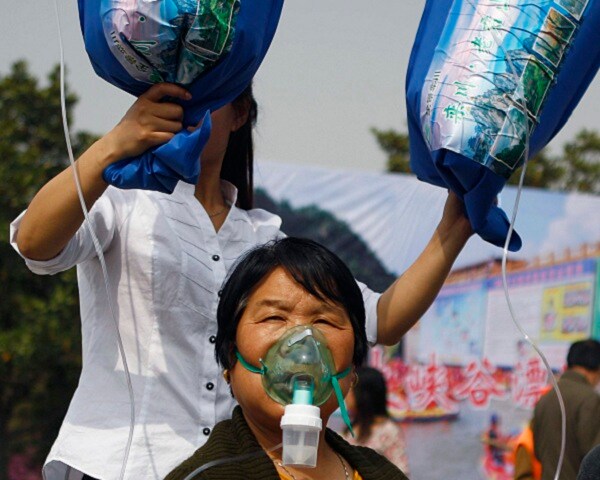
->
[1,0,598,174]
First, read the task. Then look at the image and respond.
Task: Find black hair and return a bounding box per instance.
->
[220,83,257,210]
[567,339,600,371]
[351,366,389,442]
[215,237,368,370]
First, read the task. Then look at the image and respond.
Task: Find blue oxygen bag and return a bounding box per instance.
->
[78,0,284,193]
[406,0,600,250]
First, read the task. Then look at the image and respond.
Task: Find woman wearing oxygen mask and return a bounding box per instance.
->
[10,81,470,479]
[166,237,408,480]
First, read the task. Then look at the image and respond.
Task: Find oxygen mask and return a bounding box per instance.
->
[236,325,353,467]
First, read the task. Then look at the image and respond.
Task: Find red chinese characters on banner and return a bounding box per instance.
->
[369,347,552,420]
[512,357,549,409]
[404,355,457,412]
[452,359,508,409]
[388,388,410,413]
[383,359,410,412]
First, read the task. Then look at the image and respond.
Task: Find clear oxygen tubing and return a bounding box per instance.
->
[52,2,135,479]
[181,443,283,480]
[480,7,568,480]
[500,142,567,480]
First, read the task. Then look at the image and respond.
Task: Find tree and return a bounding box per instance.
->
[507,148,566,189]
[560,129,600,194]
[373,126,599,194]
[371,128,411,174]
[0,61,97,478]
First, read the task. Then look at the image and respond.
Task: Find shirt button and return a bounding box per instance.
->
[209,335,216,344]
[212,254,220,262]
[206,382,215,391]
[203,427,211,436]
[217,289,223,297]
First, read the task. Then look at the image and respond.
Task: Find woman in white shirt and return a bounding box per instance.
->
[11,82,472,479]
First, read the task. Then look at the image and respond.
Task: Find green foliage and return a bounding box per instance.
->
[255,189,396,292]
[507,148,566,189]
[509,131,600,193]
[373,126,599,194]
[561,129,600,194]
[371,128,411,174]
[0,60,97,476]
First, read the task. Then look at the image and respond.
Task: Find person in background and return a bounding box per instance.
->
[486,413,506,467]
[166,237,408,479]
[512,422,542,480]
[343,366,409,475]
[532,339,600,480]
[512,384,551,480]
[577,444,600,480]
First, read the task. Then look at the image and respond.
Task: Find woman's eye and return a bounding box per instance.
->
[261,315,284,323]
[315,318,333,326]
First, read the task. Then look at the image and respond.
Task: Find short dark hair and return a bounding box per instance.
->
[567,339,600,371]
[215,237,368,370]
[352,366,388,442]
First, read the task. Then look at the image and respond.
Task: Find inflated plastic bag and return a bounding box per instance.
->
[99,0,240,86]
[78,0,284,193]
[407,0,600,250]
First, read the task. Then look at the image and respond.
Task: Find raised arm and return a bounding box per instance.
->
[16,83,190,261]
[376,192,473,345]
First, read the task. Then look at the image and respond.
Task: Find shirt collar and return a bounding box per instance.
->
[172,179,239,207]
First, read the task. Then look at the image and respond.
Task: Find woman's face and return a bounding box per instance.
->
[230,266,356,436]
[191,102,248,166]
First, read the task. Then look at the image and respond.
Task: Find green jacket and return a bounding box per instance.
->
[532,370,600,480]
[165,406,409,480]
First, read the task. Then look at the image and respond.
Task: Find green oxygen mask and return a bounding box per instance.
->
[235,325,354,437]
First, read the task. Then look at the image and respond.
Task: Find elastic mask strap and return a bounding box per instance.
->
[331,367,354,437]
[235,350,267,375]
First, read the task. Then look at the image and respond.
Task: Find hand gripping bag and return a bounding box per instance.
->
[78,0,284,193]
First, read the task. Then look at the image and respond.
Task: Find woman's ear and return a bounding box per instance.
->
[231,99,251,132]
[351,369,359,388]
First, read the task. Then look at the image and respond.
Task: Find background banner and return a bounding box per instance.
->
[255,160,600,372]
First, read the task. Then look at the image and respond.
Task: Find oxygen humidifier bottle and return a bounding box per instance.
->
[280,376,322,467]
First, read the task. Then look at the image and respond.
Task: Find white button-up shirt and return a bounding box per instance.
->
[10,181,379,480]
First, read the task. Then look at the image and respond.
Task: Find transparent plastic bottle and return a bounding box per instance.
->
[280,377,322,467]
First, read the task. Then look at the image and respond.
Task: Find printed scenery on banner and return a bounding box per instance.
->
[254,161,600,419]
